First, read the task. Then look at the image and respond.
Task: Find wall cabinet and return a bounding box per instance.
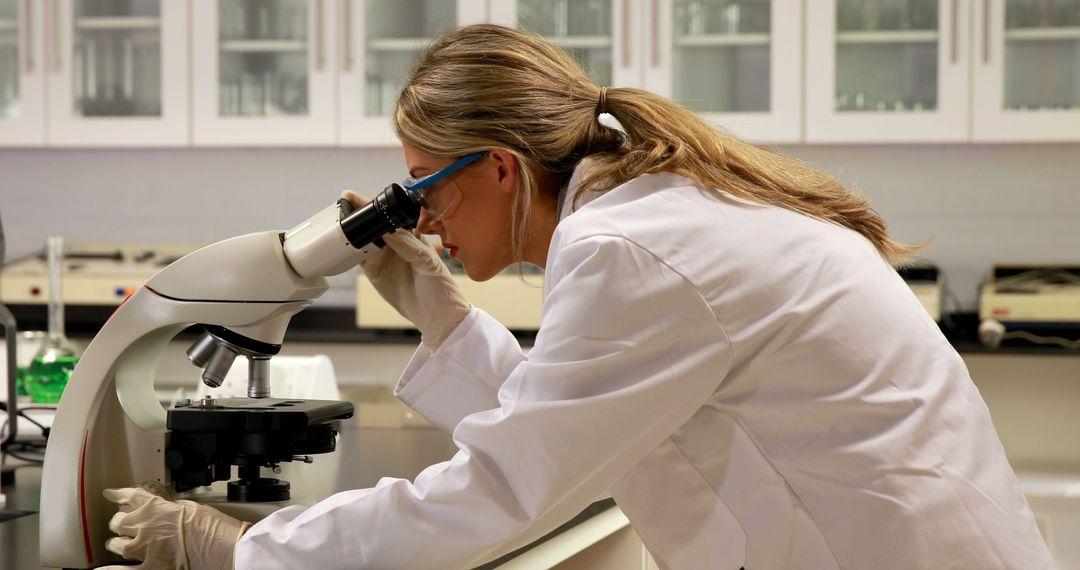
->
[192,0,336,145]
[646,0,802,143]
[49,0,188,145]
[806,0,1080,143]
[339,0,487,145]
[1,0,188,147]
[1,0,1078,147]
[972,0,1080,142]
[193,0,487,146]
[805,0,970,142]
[491,0,802,143]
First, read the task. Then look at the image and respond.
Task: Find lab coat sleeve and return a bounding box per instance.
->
[235,234,734,570]
[393,307,525,432]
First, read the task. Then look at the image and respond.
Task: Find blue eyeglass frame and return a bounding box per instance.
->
[402,151,487,192]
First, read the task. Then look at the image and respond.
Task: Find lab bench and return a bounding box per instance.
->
[0,415,637,569]
[9,304,1080,356]
[4,304,1079,568]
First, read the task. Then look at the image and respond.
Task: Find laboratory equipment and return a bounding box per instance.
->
[0,243,198,306]
[357,251,545,331]
[39,183,422,568]
[1,211,21,449]
[978,264,1080,348]
[898,263,943,322]
[25,237,80,403]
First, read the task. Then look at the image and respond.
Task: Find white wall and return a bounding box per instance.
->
[1,143,1078,308]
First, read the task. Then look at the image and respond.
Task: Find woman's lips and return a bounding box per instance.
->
[444,243,459,258]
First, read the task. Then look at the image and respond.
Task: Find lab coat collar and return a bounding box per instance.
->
[557,158,605,223]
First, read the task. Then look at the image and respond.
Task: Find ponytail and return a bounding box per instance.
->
[584,87,924,266]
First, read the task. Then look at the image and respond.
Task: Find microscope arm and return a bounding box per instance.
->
[39,187,420,569]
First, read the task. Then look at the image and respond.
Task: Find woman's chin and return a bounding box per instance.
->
[461,259,505,282]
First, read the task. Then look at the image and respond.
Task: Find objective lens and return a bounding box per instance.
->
[202,343,239,388]
[186,332,219,368]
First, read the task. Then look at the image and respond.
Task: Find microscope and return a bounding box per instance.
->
[38,186,420,569]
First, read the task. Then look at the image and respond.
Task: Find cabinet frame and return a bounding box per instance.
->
[0,0,47,146]
[804,0,971,143]
[45,0,189,146]
[4,0,1080,147]
[644,0,803,144]
[338,0,486,146]
[192,0,337,146]
[971,0,1080,142]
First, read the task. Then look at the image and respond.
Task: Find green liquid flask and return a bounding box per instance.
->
[25,237,80,403]
[27,354,79,404]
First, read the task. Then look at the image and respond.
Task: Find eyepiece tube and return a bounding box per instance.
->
[340,183,421,248]
[282,183,422,279]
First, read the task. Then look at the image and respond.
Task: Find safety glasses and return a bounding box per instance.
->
[403,151,487,221]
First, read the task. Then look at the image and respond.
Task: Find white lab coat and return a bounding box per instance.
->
[237,167,1054,569]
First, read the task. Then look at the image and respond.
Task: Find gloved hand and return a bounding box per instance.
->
[343,190,471,349]
[102,486,251,570]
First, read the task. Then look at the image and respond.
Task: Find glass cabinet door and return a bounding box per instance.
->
[645,0,802,143]
[71,0,161,117]
[0,0,46,145]
[833,0,941,114]
[363,0,460,116]
[339,0,485,146]
[805,0,969,142]
[489,0,631,88]
[973,0,1080,141]
[670,0,772,113]
[0,0,22,120]
[193,0,336,145]
[217,0,310,118]
[47,0,188,145]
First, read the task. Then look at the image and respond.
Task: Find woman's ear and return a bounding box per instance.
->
[488,149,519,196]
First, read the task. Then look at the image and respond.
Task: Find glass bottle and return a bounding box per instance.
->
[26,237,80,403]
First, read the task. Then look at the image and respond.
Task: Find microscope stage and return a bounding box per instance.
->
[167,398,354,432]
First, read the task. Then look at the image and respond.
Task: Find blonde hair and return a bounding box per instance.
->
[393,24,923,267]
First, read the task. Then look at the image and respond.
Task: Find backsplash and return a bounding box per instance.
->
[1,143,1078,309]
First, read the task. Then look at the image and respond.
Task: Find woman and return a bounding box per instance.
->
[104,24,1052,569]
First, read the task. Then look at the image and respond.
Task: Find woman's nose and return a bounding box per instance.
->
[416,208,441,235]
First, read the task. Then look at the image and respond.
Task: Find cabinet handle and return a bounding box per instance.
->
[51,0,61,72]
[983,0,991,64]
[621,0,630,68]
[650,0,659,67]
[20,0,32,73]
[341,0,353,71]
[950,0,958,64]
[314,0,325,71]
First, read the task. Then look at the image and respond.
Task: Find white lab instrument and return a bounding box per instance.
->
[899,263,942,321]
[0,243,199,306]
[357,262,544,331]
[978,264,1080,348]
[39,186,422,569]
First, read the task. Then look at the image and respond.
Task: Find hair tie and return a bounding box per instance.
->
[597,87,609,116]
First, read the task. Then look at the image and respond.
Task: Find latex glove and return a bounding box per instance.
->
[102,487,251,570]
[343,190,471,348]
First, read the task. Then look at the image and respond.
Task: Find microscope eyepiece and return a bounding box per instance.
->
[339,183,422,249]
